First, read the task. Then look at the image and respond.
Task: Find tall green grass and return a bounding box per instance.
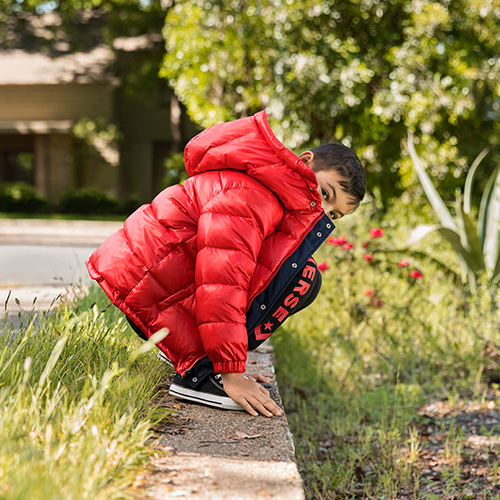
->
[0,284,171,499]
[272,201,500,499]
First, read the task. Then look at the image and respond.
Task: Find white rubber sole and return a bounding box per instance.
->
[169,383,245,411]
[157,350,174,367]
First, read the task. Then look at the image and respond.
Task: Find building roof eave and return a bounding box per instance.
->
[0,46,116,85]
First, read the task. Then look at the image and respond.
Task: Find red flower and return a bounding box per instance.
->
[409,269,423,280]
[364,289,374,296]
[327,235,346,246]
[342,242,354,250]
[398,259,410,267]
[370,228,384,239]
[362,242,369,248]
[317,261,330,271]
[363,254,373,263]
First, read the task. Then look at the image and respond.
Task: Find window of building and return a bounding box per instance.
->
[0,134,36,184]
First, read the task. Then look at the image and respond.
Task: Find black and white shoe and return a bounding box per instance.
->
[169,373,244,411]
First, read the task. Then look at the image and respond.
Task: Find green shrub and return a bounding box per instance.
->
[119,196,142,215]
[162,152,188,188]
[0,182,48,213]
[58,188,119,215]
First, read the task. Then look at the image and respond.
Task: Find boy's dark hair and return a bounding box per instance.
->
[310,141,366,206]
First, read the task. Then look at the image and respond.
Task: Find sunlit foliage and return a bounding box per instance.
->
[162,0,500,201]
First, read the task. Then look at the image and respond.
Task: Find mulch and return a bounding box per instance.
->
[311,389,500,499]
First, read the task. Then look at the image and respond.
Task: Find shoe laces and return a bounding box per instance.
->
[213,373,223,387]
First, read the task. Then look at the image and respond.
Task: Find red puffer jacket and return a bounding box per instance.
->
[86,111,324,375]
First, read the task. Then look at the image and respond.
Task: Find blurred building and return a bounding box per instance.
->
[0,11,198,204]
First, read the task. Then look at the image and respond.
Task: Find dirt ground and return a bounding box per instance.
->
[309,389,500,499]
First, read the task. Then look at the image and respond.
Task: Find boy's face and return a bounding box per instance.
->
[299,151,358,221]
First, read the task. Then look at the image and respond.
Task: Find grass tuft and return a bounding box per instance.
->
[0,283,172,500]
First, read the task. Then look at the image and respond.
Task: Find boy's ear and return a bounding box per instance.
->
[298,151,314,165]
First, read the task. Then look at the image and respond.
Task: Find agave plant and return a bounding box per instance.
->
[406,133,500,290]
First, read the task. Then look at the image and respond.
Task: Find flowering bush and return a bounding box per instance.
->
[323,227,425,312]
[275,210,498,403]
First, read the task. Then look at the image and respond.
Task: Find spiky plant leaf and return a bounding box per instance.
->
[464,148,489,215]
[456,197,485,275]
[483,165,500,274]
[478,164,500,245]
[407,224,438,246]
[407,133,456,231]
[436,227,479,280]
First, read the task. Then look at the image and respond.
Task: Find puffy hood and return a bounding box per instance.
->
[184,111,321,212]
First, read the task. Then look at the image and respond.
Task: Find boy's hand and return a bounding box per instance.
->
[220,372,283,417]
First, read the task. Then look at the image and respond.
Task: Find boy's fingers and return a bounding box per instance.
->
[266,400,283,416]
[238,398,258,416]
[259,385,270,396]
[247,396,273,418]
[254,392,283,417]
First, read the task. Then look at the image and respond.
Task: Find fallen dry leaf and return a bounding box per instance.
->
[229,431,263,440]
[475,467,489,476]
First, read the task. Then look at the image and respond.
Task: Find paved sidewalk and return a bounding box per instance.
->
[0,218,121,314]
[0,218,122,246]
[1,284,72,313]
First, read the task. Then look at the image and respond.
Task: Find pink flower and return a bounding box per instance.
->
[364,289,374,296]
[398,259,410,267]
[317,261,330,271]
[409,269,423,280]
[363,253,373,263]
[342,242,354,251]
[327,235,346,246]
[370,228,384,239]
[362,242,369,248]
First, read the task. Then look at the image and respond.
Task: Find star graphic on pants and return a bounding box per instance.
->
[263,321,274,331]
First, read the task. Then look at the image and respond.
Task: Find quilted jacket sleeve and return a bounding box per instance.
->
[195,180,283,373]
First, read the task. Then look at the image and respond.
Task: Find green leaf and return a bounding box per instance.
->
[407,133,456,231]
[464,148,489,215]
[483,164,500,275]
[406,224,438,246]
[436,227,480,279]
[493,247,500,281]
[479,164,500,244]
[456,196,484,274]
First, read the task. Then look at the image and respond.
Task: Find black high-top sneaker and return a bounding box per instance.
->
[168,373,244,411]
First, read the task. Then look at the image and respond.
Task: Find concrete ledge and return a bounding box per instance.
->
[139,345,305,500]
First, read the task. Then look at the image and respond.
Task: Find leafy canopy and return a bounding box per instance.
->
[162,0,500,201]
